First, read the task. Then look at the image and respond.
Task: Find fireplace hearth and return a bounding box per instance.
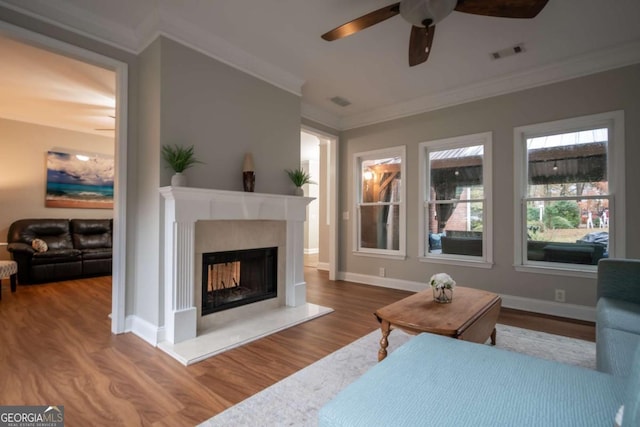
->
[202,247,277,315]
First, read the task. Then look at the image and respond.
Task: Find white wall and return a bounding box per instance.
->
[318,140,330,266]
[303,159,319,253]
[0,118,114,260]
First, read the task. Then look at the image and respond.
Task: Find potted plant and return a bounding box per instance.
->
[161,144,203,186]
[286,167,315,195]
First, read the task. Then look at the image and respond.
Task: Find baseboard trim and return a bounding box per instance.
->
[500,295,595,322]
[338,271,595,322]
[126,315,163,346]
[316,262,330,271]
[339,271,427,293]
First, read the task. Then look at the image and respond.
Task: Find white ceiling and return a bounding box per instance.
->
[0,35,116,136]
[1,0,640,132]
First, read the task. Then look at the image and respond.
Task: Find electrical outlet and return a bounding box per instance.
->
[379,267,385,277]
[555,289,566,303]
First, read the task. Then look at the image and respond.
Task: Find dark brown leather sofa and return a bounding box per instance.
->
[7,218,112,284]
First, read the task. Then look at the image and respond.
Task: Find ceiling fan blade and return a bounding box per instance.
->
[321,2,401,41]
[454,0,549,19]
[409,25,435,67]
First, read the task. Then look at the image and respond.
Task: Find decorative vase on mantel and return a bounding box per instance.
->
[161,144,203,188]
[243,153,255,192]
[294,186,304,196]
[171,172,188,187]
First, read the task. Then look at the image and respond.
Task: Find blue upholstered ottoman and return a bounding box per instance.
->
[319,333,635,427]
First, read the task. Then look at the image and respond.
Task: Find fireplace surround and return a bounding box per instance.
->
[160,187,313,344]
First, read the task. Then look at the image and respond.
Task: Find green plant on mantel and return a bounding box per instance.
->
[161,144,203,173]
[285,167,315,187]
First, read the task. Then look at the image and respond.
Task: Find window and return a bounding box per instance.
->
[419,133,493,267]
[514,111,625,274]
[353,146,406,259]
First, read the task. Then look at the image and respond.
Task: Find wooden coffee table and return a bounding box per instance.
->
[374,286,501,361]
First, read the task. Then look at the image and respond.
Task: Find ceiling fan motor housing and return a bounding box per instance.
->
[400,0,458,27]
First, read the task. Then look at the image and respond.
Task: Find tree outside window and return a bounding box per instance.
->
[514,111,626,274]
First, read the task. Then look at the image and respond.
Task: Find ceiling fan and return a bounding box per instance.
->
[321,0,549,66]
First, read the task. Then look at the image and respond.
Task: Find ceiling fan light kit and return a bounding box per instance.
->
[321,0,549,67]
[400,0,457,27]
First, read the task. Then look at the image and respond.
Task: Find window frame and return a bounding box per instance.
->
[352,146,407,259]
[418,132,493,268]
[513,111,626,277]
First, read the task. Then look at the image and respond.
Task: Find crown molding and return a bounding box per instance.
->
[4,1,639,131]
[0,0,139,52]
[144,9,304,97]
[0,1,303,96]
[301,102,341,131]
[337,39,640,130]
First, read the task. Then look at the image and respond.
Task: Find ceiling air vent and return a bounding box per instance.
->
[491,44,524,60]
[330,96,352,107]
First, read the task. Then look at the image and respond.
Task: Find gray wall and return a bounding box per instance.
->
[134,37,162,325]
[134,36,302,329]
[159,37,301,193]
[339,63,640,309]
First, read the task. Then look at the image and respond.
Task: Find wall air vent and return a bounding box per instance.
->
[330,96,352,107]
[491,44,524,60]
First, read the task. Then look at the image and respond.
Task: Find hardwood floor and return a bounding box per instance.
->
[0,269,594,426]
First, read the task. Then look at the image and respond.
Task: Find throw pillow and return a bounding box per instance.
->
[32,238,48,253]
[429,233,443,250]
[615,405,624,427]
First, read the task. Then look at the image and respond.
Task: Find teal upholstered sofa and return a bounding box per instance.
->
[319,258,640,426]
[596,258,640,377]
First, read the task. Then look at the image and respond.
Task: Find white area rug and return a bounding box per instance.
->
[199,325,595,427]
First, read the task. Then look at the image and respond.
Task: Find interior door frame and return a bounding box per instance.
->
[301,125,339,280]
[0,21,129,333]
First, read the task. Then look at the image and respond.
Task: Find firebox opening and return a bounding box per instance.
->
[202,247,277,315]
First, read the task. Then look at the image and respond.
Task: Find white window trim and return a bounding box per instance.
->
[353,146,407,259]
[418,132,493,268]
[513,111,626,277]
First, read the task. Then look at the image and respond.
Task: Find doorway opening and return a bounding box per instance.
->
[0,21,128,333]
[300,127,338,280]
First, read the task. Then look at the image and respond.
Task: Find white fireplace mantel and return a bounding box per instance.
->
[160,186,313,344]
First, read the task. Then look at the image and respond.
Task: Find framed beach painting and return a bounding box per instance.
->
[45,151,114,209]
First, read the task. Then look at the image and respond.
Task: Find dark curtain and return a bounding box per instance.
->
[431,167,480,232]
[433,182,457,233]
[376,174,391,248]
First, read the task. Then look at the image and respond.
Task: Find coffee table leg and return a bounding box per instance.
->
[490,327,496,345]
[378,320,391,362]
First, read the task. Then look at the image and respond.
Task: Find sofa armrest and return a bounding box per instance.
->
[597,258,640,304]
[7,242,35,255]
